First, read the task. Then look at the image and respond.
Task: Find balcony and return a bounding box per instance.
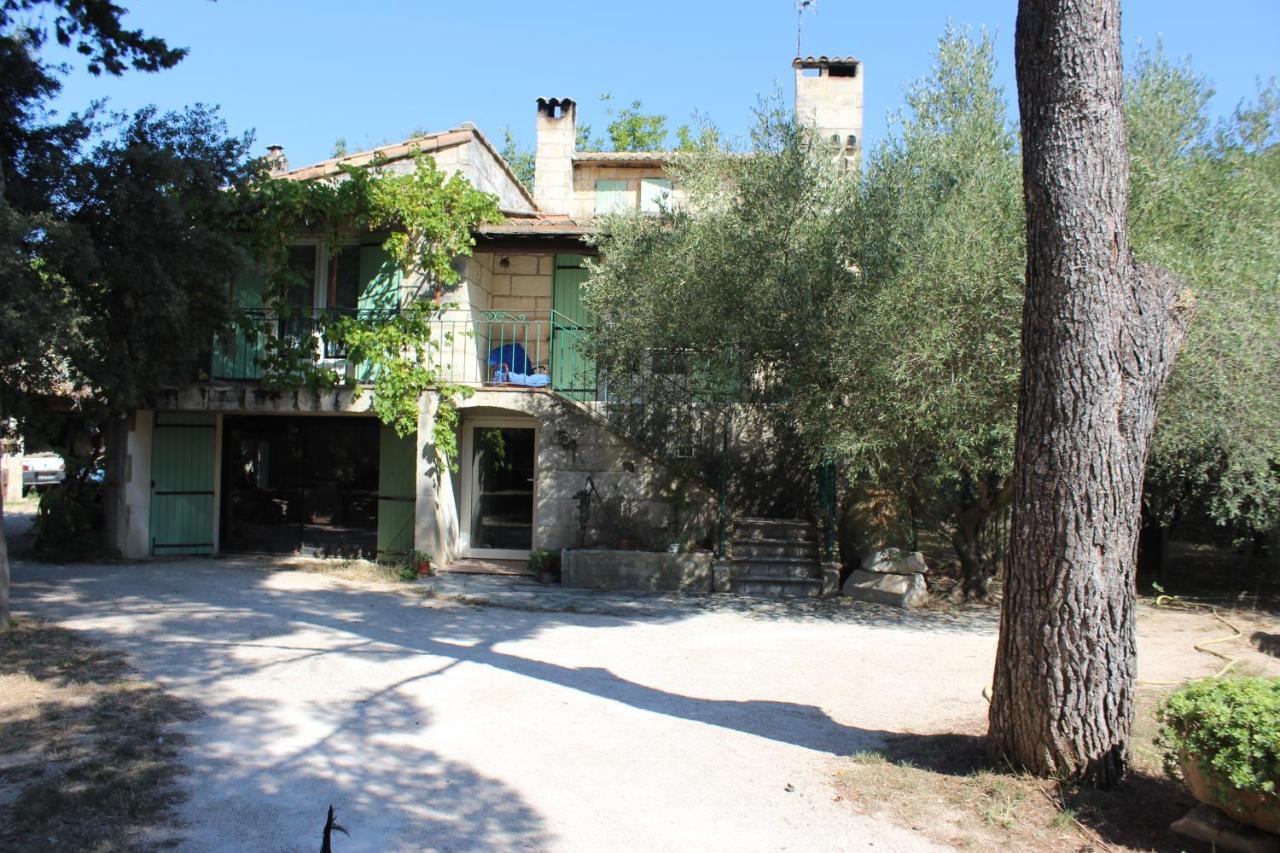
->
[208,308,598,398]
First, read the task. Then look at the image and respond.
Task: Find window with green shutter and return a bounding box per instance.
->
[640,177,672,213]
[594,179,631,214]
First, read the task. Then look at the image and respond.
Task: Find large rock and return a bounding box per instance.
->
[860,548,929,575]
[842,569,928,608]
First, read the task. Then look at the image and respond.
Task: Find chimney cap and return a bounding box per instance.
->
[536,97,576,109]
[793,55,859,70]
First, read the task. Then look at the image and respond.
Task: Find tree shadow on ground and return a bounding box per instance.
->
[14,558,954,849]
[864,730,1200,852]
[0,620,200,852]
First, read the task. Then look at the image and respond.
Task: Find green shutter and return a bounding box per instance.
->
[594,180,630,214]
[551,254,595,401]
[358,245,401,315]
[640,177,673,212]
[150,413,216,556]
[351,246,402,382]
[212,270,267,380]
[376,425,416,560]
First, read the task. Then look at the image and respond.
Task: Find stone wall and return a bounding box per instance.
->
[569,163,686,219]
[422,389,717,561]
[562,549,713,593]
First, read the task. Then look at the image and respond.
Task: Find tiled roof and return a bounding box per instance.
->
[274,124,538,210]
[572,150,675,163]
[793,55,859,67]
[475,215,597,238]
[277,129,473,180]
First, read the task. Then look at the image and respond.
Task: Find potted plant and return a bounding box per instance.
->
[411,550,434,577]
[1156,676,1280,833]
[527,549,561,584]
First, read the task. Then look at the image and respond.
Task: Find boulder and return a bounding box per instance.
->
[842,569,928,608]
[860,548,929,576]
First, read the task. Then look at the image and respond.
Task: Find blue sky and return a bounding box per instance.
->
[41,0,1280,168]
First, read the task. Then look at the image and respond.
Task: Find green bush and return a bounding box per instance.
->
[1156,677,1280,800]
[34,481,106,560]
[527,549,561,576]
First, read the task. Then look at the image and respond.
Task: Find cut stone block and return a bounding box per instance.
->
[842,569,928,608]
[821,562,841,597]
[1171,804,1280,853]
[860,548,929,575]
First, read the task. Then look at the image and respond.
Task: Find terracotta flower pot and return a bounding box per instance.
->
[416,560,432,577]
[1180,752,1280,834]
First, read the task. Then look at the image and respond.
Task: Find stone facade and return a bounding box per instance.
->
[421,389,717,562]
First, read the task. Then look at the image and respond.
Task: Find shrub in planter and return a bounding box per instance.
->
[1156,676,1280,833]
[528,549,561,583]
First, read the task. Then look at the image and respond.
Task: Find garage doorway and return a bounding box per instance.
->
[220,416,384,558]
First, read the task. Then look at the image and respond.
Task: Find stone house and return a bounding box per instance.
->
[105,55,863,584]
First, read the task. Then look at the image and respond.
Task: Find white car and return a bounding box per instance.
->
[22,452,65,494]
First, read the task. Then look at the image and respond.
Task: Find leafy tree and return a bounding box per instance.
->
[1126,49,1280,547]
[584,97,860,514]
[831,29,1023,598]
[576,94,671,152]
[988,0,1194,787]
[0,0,204,627]
[499,126,535,191]
[586,32,1022,596]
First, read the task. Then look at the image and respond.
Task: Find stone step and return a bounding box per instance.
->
[729,577,825,598]
[731,537,820,560]
[732,517,817,543]
[729,559,823,581]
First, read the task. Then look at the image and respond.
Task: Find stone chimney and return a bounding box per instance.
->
[533,98,575,214]
[265,144,288,173]
[794,56,863,162]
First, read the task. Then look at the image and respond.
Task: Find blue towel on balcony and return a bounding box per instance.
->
[492,367,551,388]
[488,343,550,387]
[488,343,532,374]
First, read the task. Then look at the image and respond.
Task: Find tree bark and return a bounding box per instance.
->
[988,0,1194,787]
[952,476,1012,601]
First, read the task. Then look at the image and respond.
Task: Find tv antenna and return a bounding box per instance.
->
[795,0,817,58]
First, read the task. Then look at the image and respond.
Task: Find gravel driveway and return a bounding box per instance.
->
[10,556,998,852]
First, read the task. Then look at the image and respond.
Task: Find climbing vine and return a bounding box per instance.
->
[232,151,502,460]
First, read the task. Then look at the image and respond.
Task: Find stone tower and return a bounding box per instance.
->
[794,55,863,163]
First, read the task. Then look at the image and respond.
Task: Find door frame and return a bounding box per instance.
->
[459,415,539,560]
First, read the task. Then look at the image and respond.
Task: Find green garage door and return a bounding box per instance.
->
[151,413,216,555]
[377,425,416,560]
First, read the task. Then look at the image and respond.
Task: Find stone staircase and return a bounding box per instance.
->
[720,517,835,598]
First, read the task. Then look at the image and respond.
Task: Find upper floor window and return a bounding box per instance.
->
[640,178,673,213]
[594,179,631,214]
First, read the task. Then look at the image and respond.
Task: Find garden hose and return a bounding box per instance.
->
[1138,595,1242,686]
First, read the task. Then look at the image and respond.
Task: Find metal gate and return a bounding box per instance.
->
[150,413,216,555]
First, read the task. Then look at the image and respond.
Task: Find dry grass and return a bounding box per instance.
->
[835,691,1219,851]
[0,620,199,852]
[273,554,423,585]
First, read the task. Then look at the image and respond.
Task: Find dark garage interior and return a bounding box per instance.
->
[221,415,380,557]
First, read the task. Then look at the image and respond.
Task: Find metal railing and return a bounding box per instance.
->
[209,308,400,381]
[429,310,597,395]
[208,307,605,397]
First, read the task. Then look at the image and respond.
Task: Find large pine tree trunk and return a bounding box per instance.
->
[987,0,1193,787]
